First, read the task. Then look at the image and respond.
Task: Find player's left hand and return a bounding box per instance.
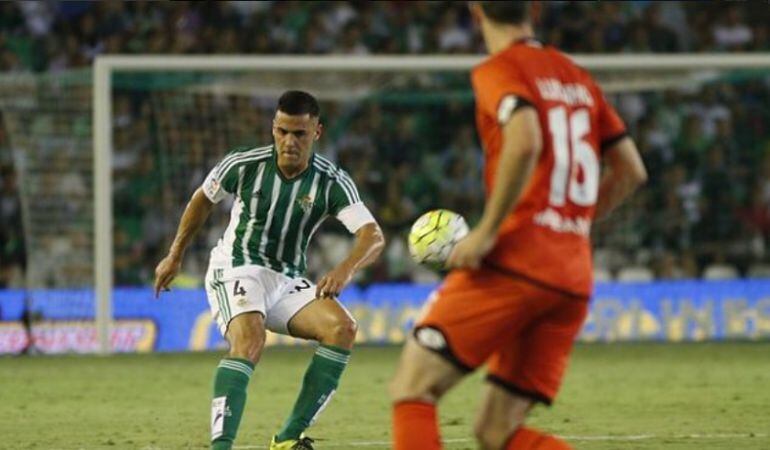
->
[316,265,354,298]
[446,227,496,270]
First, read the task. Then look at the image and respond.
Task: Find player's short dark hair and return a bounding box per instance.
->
[478,1,530,25]
[277,90,320,118]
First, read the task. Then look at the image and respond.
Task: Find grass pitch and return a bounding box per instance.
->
[1,343,769,450]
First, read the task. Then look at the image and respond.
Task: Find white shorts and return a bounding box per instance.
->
[205,264,317,336]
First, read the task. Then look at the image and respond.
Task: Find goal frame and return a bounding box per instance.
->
[93,53,770,354]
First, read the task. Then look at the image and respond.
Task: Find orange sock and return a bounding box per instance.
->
[506,426,572,450]
[392,400,442,450]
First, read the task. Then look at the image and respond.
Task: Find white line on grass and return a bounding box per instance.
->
[673,433,768,439]
[562,434,654,441]
[234,432,768,448]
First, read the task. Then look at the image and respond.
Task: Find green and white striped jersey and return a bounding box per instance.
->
[202,145,371,277]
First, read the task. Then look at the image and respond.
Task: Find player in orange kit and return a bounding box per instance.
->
[390,2,648,450]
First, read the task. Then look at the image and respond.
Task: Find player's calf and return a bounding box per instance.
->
[474,385,531,449]
[475,428,504,450]
[473,384,533,450]
[212,313,266,450]
[273,298,357,443]
[474,384,571,450]
[390,339,466,450]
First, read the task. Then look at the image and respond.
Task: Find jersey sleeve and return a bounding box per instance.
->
[201,156,241,203]
[472,60,535,125]
[327,169,362,214]
[595,88,628,152]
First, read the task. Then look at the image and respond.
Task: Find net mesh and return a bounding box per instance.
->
[0,71,92,289]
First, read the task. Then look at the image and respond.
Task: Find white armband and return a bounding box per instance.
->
[335,202,377,234]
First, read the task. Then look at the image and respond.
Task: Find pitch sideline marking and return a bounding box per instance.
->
[234,432,769,448]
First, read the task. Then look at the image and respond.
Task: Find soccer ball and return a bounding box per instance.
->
[408,209,469,268]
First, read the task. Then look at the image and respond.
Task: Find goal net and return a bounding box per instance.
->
[1,54,768,353]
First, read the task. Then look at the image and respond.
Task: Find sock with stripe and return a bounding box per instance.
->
[505,426,572,450]
[275,344,351,441]
[392,400,441,450]
[211,358,255,450]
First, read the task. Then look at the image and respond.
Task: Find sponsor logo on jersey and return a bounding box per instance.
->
[533,207,592,236]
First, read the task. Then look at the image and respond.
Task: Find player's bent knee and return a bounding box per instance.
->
[320,314,357,348]
[226,313,266,364]
[228,332,265,363]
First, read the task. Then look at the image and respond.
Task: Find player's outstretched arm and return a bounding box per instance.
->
[316,222,385,298]
[448,107,542,269]
[153,187,215,297]
[594,137,647,221]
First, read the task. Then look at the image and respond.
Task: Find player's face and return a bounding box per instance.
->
[272,111,322,172]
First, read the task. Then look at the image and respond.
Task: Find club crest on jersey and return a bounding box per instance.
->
[296,195,315,213]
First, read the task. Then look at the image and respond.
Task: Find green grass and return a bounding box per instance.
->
[1,343,769,450]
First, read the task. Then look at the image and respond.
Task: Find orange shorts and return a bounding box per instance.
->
[414,266,589,404]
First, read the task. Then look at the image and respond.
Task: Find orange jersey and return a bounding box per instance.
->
[471,39,627,297]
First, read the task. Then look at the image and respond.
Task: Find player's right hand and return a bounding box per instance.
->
[154,254,181,298]
[447,226,496,270]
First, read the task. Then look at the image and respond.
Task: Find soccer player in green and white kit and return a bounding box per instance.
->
[154,91,385,450]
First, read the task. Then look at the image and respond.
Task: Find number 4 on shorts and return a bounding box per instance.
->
[233,280,246,296]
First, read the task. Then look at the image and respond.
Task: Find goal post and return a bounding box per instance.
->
[93,59,112,355]
[84,53,770,354]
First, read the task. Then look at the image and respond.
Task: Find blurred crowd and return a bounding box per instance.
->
[1,1,769,73]
[594,80,770,281]
[1,1,770,288]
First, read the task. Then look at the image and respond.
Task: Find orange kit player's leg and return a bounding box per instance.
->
[390,337,466,450]
[475,279,588,449]
[392,268,527,450]
[414,269,554,372]
[485,290,588,403]
[391,267,583,449]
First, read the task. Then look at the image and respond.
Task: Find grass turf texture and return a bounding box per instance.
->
[1,343,768,450]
